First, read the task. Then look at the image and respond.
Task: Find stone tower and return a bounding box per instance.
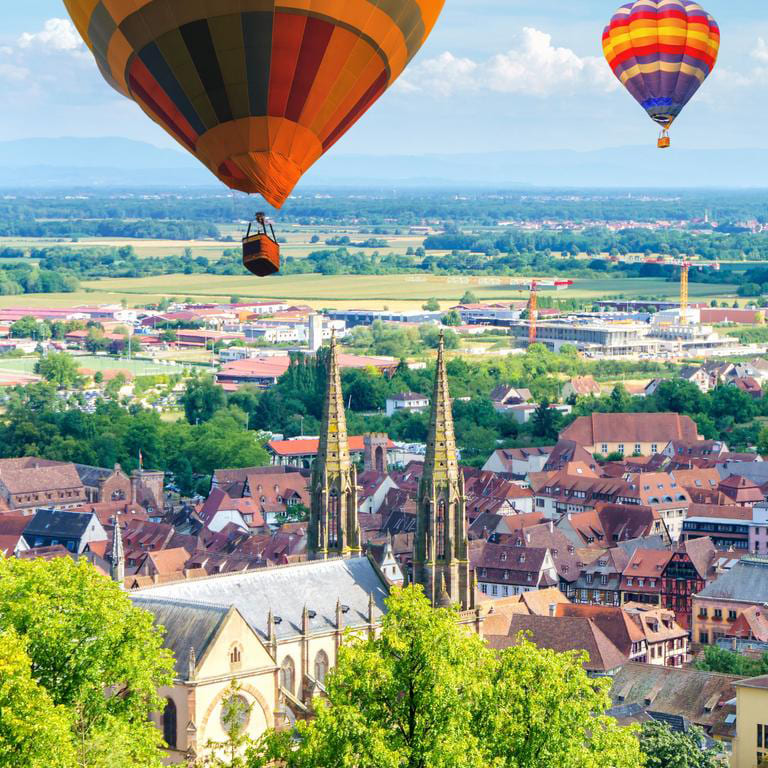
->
[363,433,389,474]
[308,334,361,560]
[413,333,472,609]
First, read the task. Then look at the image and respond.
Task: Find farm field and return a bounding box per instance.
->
[0,273,737,312]
[0,229,429,264]
[0,355,189,377]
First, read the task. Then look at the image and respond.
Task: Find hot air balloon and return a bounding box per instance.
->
[63,0,444,275]
[602,1,719,149]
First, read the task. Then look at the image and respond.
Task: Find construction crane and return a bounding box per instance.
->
[517,279,574,345]
[677,259,719,325]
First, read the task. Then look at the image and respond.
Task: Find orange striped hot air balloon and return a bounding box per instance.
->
[602,1,720,149]
[63,0,444,274]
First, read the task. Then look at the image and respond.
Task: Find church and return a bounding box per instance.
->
[128,333,480,763]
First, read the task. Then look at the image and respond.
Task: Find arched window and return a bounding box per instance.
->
[375,446,385,473]
[436,499,446,560]
[328,489,340,548]
[230,644,242,666]
[162,698,177,749]
[280,656,295,694]
[314,650,329,685]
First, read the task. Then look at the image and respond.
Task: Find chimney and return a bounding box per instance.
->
[548,603,556,617]
[548,521,554,533]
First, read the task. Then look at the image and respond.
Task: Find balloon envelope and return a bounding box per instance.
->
[64,0,444,207]
[602,0,719,128]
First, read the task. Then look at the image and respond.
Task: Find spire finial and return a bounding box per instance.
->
[437,573,452,608]
[188,646,197,680]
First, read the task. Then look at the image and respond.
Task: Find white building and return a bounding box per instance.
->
[386,392,429,418]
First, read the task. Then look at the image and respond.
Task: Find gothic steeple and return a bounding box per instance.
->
[413,332,471,609]
[110,520,125,585]
[308,334,360,559]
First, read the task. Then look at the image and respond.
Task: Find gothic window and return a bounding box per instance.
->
[314,650,329,685]
[230,644,242,666]
[280,656,295,694]
[375,446,384,473]
[220,694,251,734]
[162,698,177,749]
[436,499,446,560]
[328,489,340,548]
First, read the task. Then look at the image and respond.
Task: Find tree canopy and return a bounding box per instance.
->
[0,557,174,768]
[248,586,642,768]
[638,720,727,768]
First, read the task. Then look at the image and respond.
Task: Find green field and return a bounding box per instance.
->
[0,229,427,264]
[0,273,740,312]
[0,356,189,377]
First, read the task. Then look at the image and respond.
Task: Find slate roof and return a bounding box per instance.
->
[131,597,230,679]
[134,556,388,641]
[697,556,768,603]
[23,509,95,539]
[74,463,117,487]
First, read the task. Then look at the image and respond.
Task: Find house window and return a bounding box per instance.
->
[634,444,641,454]
[618,444,625,455]
[627,577,633,586]
[600,575,608,586]
[714,608,723,620]
[638,578,644,587]
[601,444,608,454]
[651,444,658,454]
[162,698,177,749]
[728,610,737,622]
[699,631,709,644]
[492,585,498,595]
[230,645,242,666]
[481,584,487,594]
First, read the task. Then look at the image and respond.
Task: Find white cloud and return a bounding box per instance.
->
[18,18,85,54]
[752,37,768,64]
[399,28,616,98]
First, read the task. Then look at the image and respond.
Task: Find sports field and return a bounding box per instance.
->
[0,356,188,377]
[0,273,738,312]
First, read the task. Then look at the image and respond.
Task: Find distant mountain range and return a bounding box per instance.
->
[1,137,768,189]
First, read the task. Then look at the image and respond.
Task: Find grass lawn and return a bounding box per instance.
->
[0,355,189,376]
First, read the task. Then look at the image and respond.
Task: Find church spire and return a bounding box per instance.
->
[413,332,471,610]
[110,520,125,585]
[309,333,360,560]
[424,331,460,485]
[316,332,351,476]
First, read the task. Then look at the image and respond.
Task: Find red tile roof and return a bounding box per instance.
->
[561,413,700,446]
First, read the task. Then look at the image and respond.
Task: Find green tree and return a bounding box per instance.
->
[441,310,463,327]
[0,629,74,768]
[248,587,641,768]
[0,557,174,768]
[182,375,227,424]
[639,720,727,768]
[531,399,561,440]
[34,351,80,389]
[10,316,50,340]
[460,290,478,304]
[422,297,441,311]
[695,645,768,677]
[194,682,253,768]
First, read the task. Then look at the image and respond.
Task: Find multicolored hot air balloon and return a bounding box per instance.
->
[63,0,444,274]
[602,1,720,148]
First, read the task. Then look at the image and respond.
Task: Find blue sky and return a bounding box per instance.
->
[2,1,768,156]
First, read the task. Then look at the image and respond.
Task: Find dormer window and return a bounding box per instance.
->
[501,552,507,562]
